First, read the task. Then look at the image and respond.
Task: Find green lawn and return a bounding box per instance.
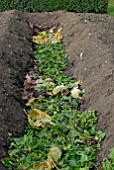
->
[108,0,114,16]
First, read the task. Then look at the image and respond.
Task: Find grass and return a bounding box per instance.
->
[102,147,114,170]
[108,0,114,16]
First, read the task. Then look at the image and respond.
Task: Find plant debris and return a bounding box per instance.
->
[33,27,63,44]
[29,146,61,170]
[2,24,105,170]
[28,109,55,128]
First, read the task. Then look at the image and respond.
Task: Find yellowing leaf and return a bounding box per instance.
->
[49,27,55,33]
[35,79,43,84]
[44,78,56,87]
[30,146,61,170]
[39,31,47,36]
[52,85,65,95]
[53,28,62,38]
[33,161,52,170]
[52,27,63,43]
[73,80,82,87]
[28,109,54,128]
[57,27,62,33]
[45,82,55,87]
[61,88,69,96]
[26,98,36,106]
[47,92,53,96]
[33,35,43,41]
[45,78,53,82]
[52,85,69,96]
[71,87,81,99]
[47,146,62,163]
[67,80,82,89]
[53,32,59,39]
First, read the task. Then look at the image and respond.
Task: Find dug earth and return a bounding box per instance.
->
[0,10,114,169]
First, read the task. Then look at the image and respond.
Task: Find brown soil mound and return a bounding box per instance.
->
[0,10,114,169]
[0,10,33,169]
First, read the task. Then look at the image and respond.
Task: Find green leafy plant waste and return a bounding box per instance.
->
[2,42,106,169]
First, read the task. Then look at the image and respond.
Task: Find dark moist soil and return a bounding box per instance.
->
[0,10,114,169]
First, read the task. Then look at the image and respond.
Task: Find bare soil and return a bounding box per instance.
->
[0,10,114,169]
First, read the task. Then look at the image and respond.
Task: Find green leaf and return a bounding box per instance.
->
[95,131,106,142]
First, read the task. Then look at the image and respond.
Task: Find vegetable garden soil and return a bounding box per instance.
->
[0,10,114,169]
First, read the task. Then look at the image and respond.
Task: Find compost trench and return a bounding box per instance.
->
[0,10,114,169]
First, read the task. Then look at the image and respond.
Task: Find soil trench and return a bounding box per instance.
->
[0,10,114,169]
